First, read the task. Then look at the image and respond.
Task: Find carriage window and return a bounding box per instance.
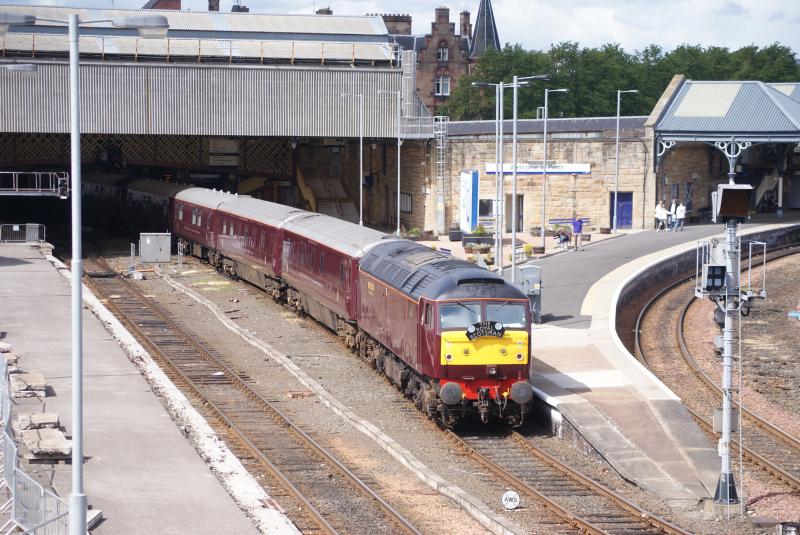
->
[486,302,527,329]
[440,302,481,329]
[319,251,324,272]
[229,223,234,236]
[260,232,265,249]
[197,212,202,226]
[222,222,227,234]
[339,263,345,284]
[177,204,183,221]
[191,209,197,225]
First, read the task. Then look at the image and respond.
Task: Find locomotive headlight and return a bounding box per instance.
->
[516,353,524,361]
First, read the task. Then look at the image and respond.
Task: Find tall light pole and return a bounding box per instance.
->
[1,12,168,535]
[341,93,365,225]
[613,89,638,233]
[540,88,568,249]
[510,74,549,283]
[378,90,402,235]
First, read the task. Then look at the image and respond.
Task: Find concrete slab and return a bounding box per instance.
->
[0,244,259,535]
[530,221,800,501]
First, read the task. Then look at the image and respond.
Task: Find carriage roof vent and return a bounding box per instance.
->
[457,277,503,285]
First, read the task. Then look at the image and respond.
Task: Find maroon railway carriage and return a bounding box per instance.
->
[171,187,534,425]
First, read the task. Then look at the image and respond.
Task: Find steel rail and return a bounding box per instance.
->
[509,432,691,535]
[633,245,800,492]
[444,430,608,535]
[84,258,420,535]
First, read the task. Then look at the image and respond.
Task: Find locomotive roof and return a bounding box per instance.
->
[281,212,396,257]
[361,241,528,301]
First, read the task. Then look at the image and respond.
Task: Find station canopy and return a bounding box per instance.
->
[655,80,800,144]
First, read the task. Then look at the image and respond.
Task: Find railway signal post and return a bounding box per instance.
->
[696,177,766,506]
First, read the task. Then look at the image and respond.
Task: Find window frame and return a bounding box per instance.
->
[434,75,451,96]
[400,192,412,214]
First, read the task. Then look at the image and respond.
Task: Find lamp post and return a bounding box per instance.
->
[510,74,549,283]
[540,88,568,249]
[341,93,365,225]
[1,12,168,535]
[378,90,402,235]
[471,80,504,268]
[613,89,638,233]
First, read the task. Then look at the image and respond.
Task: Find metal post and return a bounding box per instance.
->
[494,85,500,263]
[714,213,740,505]
[511,76,519,283]
[358,94,364,226]
[540,89,549,249]
[498,82,504,272]
[68,13,87,535]
[396,91,402,236]
[613,90,621,233]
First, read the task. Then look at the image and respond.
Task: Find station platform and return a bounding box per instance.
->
[528,215,800,502]
[0,244,259,534]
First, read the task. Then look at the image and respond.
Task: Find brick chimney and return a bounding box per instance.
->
[459,11,471,36]
[381,14,412,35]
[316,7,332,14]
[435,6,450,24]
[208,0,219,11]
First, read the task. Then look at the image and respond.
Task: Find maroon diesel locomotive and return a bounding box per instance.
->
[171,187,534,426]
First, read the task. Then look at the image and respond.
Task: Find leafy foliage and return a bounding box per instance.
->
[443,42,800,120]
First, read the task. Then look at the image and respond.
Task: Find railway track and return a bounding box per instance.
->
[447,429,689,535]
[82,257,420,535]
[634,248,800,493]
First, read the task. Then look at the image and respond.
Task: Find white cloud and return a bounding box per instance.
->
[3,0,800,53]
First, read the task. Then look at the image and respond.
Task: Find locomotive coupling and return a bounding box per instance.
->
[509,381,534,404]
[439,382,463,406]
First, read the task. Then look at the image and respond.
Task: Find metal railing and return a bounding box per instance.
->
[0,172,69,198]
[0,357,69,534]
[0,224,46,244]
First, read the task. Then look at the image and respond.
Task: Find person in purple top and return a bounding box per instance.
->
[571,216,584,251]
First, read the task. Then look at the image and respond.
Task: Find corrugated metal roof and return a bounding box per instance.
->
[447,116,648,137]
[656,81,800,139]
[0,5,388,37]
[768,83,800,102]
[0,32,393,62]
[281,212,395,257]
[0,62,402,138]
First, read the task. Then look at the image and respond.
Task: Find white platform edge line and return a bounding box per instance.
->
[158,270,524,535]
[45,253,299,535]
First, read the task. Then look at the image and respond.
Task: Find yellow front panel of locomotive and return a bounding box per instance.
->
[440,331,529,366]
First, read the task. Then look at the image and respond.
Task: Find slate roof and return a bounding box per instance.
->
[447,116,648,137]
[655,80,800,141]
[469,0,500,58]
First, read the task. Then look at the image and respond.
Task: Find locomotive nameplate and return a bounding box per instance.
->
[466,321,505,341]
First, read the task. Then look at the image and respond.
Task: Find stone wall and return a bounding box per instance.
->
[435,130,652,232]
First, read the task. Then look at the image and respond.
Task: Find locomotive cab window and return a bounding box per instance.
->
[486,302,527,328]
[424,303,434,329]
[440,302,481,330]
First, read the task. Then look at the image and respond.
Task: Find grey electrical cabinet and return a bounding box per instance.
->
[139,233,171,263]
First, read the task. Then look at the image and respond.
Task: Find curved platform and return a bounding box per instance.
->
[529,216,800,501]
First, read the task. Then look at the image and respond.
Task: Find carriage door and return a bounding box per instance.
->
[418,300,438,372]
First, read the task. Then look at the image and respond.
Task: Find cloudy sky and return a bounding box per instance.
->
[6,0,800,54]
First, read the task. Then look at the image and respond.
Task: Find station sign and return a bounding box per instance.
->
[485,162,591,175]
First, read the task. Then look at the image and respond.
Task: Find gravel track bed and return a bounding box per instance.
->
[640,273,800,527]
[111,256,581,535]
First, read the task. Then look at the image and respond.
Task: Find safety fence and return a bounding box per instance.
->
[0,172,69,198]
[0,224,46,244]
[0,358,69,534]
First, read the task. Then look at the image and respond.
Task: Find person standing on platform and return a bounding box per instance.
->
[676,202,686,231]
[668,198,677,231]
[571,215,584,251]
[655,201,666,231]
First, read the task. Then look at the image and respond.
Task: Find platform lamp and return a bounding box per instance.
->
[612,89,638,233]
[0,12,169,535]
[540,88,568,249]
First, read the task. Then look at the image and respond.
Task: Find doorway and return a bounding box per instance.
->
[505,194,524,233]
[609,191,633,229]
